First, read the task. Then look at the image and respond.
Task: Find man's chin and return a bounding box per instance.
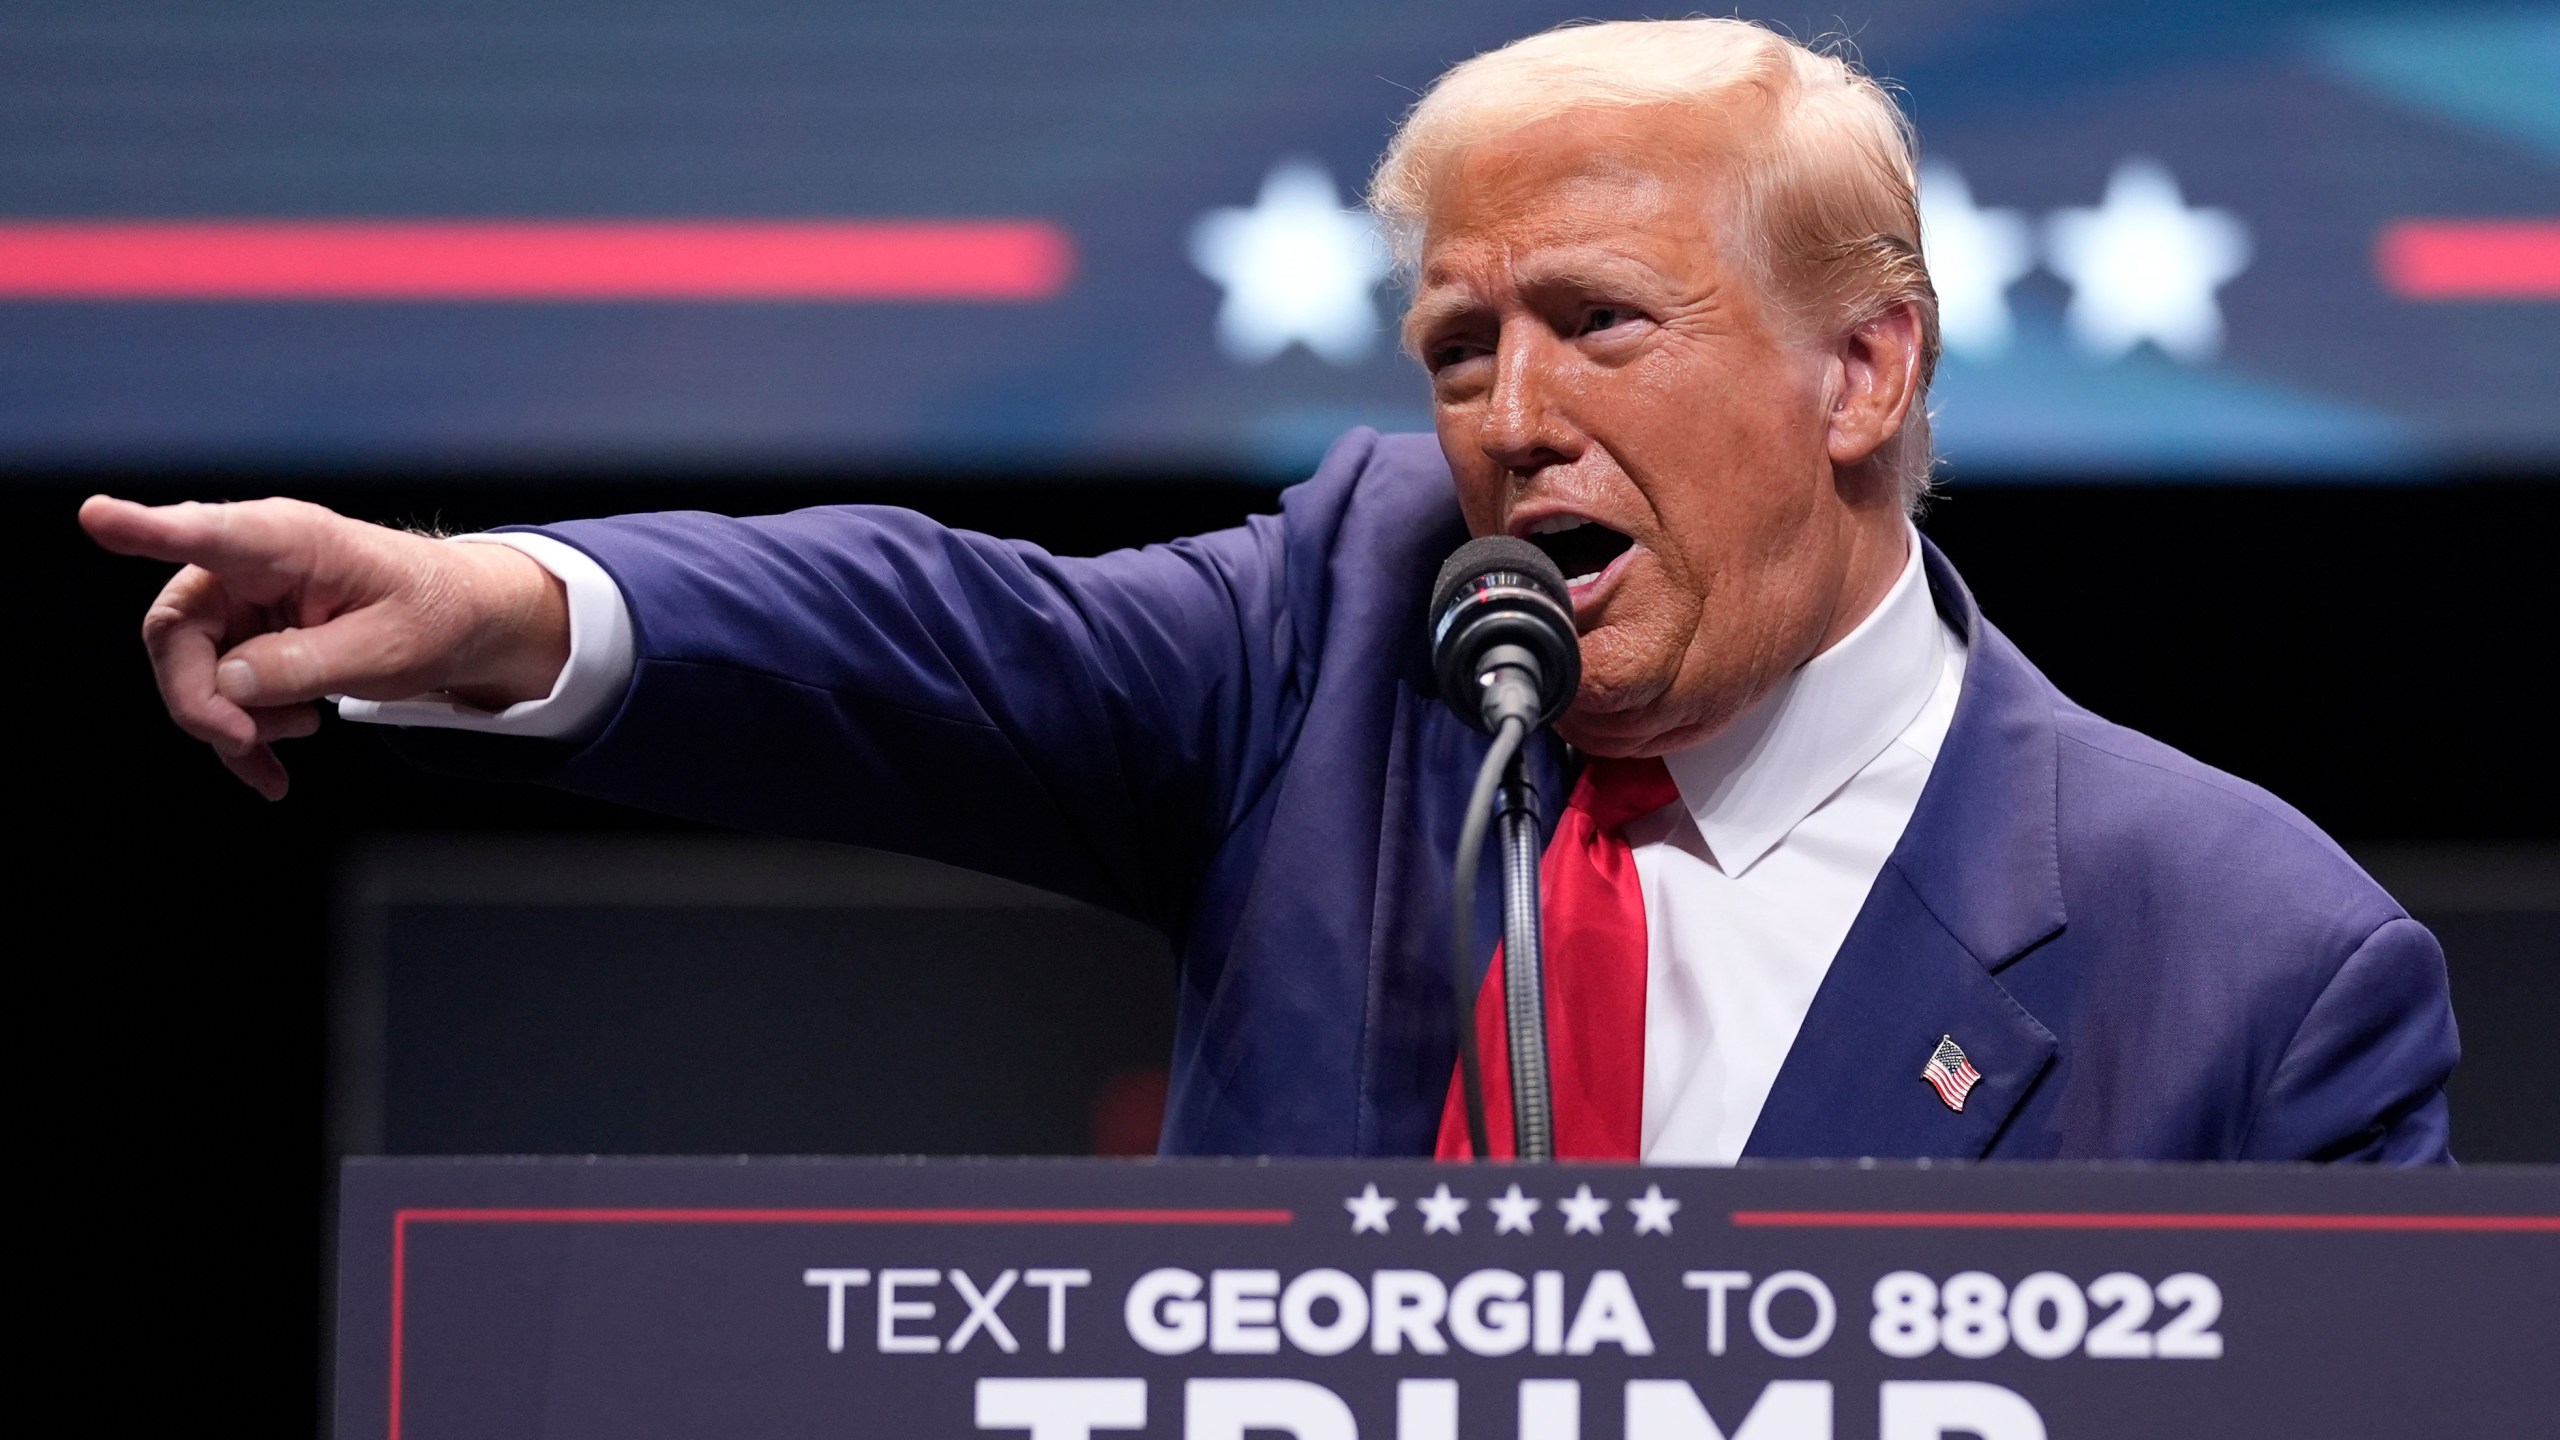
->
[1556,687,1673,758]
[1558,665,1739,758]
[1558,706,1732,759]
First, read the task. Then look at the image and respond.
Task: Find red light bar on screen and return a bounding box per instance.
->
[2377,220,2560,300]
[0,221,1075,300]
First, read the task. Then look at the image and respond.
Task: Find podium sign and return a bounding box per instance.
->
[337,1158,2557,1439]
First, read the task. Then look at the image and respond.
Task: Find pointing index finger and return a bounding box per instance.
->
[79,495,324,587]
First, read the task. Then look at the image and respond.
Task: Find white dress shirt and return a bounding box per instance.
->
[1634,530,1966,1162]
[343,525,1965,1164]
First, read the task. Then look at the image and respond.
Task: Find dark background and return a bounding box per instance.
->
[22,469,2558,1430]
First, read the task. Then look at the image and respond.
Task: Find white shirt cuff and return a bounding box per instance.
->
[335,532,636,742]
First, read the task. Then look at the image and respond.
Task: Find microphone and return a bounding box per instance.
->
[1429,535,1582,734]
[1428,535,1582,1162]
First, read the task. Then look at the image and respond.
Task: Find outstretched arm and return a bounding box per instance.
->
[82,482,1319,926]
[83,429,1388,923]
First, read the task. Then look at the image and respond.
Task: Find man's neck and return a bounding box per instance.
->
[1659,520,1950,874]
[1805,510,1916,664]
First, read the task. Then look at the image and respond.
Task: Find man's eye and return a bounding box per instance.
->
[1578,307,1631,336]
[1429,342,1485,371]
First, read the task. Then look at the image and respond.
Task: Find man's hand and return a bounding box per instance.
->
[79,495,572,800]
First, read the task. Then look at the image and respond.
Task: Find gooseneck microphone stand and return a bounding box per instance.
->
[1433,535,1580,1165]
[1494,735,1553,1160]
[1448,712,1553,1161]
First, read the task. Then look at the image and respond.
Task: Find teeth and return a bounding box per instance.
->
[1527,514,1591,536]
[1567,571,1603,587]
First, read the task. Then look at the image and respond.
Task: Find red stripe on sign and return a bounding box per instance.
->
[2377,221,2560,299]
[0,221,1074,300]
[1732,1210,2560,1232]
[398,1205,1293,1225]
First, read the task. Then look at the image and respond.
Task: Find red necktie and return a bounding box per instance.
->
[1436,756,1683,1160]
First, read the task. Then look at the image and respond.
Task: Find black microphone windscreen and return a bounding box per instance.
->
[1428,533,1581,733]
[1430,534,1569,621]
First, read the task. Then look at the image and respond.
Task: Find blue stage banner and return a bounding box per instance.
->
[336,1158,2558,1439]
[5,3,2557,476]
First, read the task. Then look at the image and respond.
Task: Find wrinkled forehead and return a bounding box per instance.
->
[1403,109,1755,332]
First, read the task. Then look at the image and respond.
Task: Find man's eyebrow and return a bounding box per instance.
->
[1402,254,1677,346]
[1513,254,1660,296]
[1399,288,1482,354]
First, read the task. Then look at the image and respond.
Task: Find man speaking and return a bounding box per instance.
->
[81,20,2455,1162]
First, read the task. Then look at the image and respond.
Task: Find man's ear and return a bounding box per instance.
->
[1823,300,1925,470]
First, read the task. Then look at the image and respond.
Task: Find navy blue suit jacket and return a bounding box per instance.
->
[455,429,2456,1161]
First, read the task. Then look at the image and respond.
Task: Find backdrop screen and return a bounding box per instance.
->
[3,2,2554,477]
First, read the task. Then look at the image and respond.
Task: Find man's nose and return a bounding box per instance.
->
[1476,330,1579,476]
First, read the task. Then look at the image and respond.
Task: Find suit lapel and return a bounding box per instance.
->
[1743,865,2058,1157]
[1742,541,2066,1160]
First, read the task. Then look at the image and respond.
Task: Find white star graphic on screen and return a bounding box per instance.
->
[1626,1184,1681,1236]
[1557,1184,1612,1235]
[1345,1183,1397,1234]
[1188,157,1391,366]
[1488,1183,1542,1235]
[1415,1183,1470,1235]
[2045,158,2251,363]
[1918,161,2034,359]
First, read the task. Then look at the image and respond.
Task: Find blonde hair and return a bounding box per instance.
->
[1369,18,1941,507]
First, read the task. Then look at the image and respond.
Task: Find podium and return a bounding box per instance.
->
[337,1158,2557,1439]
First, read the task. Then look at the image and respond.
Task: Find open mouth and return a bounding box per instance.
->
[1521,514,1637,588]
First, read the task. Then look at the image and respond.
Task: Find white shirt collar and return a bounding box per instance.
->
[1659,527,1946,876]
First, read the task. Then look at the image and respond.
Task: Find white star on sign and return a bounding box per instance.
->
[1558,1184,1611,1235]
[1415,1183,1470,1235]
[1487,1183,1542,1235]
[1188,158,1391,366]
[1626,1184,1680,1236]
[2045,158,2251,363]
[1345,1183,1396,1234]
[1918,162,2035,359]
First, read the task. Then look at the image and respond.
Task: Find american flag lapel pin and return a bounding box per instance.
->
[1921,1034,1983,1112]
